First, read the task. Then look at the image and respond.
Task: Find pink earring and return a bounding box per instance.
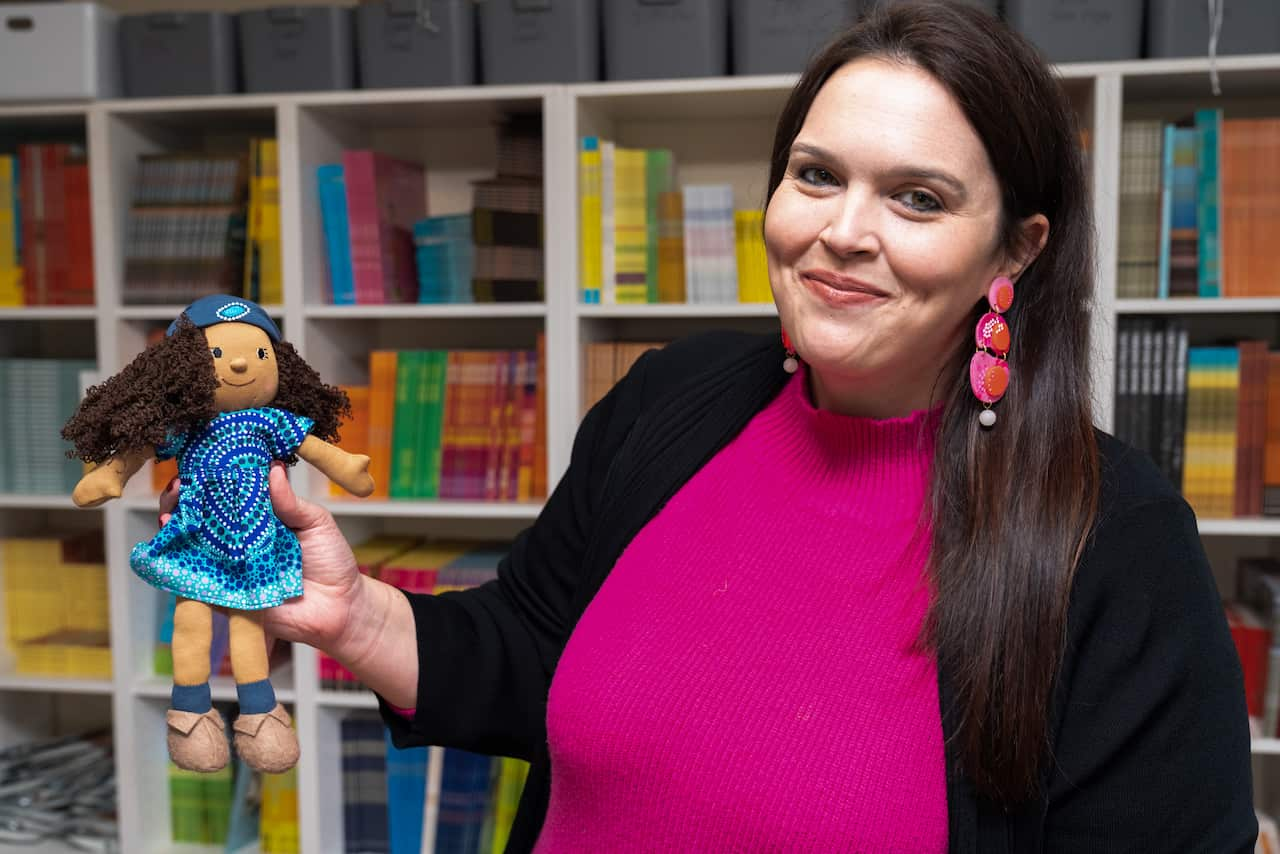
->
[970,276,1013,428]
[781,329,799,374]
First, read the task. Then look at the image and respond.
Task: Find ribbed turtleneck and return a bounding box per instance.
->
[538,367,948,853]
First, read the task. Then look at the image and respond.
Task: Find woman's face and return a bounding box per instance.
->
[204,323,279,412]
[765,58,1045,418]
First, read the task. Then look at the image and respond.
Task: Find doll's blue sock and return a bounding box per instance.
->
[236,678,276,715]
[172,682,211,714]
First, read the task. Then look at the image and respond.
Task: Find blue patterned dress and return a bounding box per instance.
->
[130,407,314,610]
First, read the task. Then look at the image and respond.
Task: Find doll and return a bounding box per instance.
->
[62,295,374,775]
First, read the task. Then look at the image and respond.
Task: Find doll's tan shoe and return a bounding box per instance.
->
[166,707,230,773]
[232,703,299,774]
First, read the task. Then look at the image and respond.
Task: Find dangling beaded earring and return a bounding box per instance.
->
[970,276,1014,428]
[781,329,799,374]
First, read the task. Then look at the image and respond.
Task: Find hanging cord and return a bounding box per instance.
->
[1207,0,1223,96]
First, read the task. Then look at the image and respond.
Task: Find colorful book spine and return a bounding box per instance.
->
[579,137,602,304]
[317,164,356,305]
[1194,109,1222,298]
[1157,123,1175,299]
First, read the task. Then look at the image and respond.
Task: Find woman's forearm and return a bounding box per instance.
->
[331,575,419,709]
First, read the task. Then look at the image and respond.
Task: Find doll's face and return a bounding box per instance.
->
[204,323,279,412]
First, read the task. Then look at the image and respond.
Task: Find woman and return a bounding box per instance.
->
[163,3,1255,850]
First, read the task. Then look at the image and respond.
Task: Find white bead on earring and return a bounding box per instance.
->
[781,329,799,374]
[978,409,997,427]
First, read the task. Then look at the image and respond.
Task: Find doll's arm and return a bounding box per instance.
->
[296,435,374,498]
[71,446,154,507]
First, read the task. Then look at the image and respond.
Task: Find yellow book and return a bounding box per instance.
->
[578,138,602,303]
[258,139,283,305]
[613,147,648,304]
[259,763,300,854]
[0,155,21,306]
[656,190,686,303]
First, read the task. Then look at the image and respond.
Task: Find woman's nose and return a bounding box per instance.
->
[230,357,248,373]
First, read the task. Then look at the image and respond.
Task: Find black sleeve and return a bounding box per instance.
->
[1043,498,1258,853]
[377,349,656,761]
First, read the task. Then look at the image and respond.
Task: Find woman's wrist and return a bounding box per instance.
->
[328,575,418,709]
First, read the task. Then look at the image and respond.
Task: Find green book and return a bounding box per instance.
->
[410,349,444,498]
[418,350,448,499]
[644,150,673,304]
[389,351,423,499]
[1194,108,1222,298]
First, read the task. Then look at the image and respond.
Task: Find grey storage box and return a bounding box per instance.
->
[358,0,476,89]
[239,7,354,93]
[479,0,599,84]
[1148,0,1280,58]
[1005,0,1143,63]
[1,3,119,101]
[121,12,237,98]
[732,0,854,76]
[604,0,727,81]
[861,0,997,16]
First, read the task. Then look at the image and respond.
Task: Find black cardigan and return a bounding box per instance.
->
[380,331,1257,853]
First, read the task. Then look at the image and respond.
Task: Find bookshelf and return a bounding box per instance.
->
[1,52,1279,851]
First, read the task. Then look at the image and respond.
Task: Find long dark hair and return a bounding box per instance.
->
[63,317,349,464]
[766,2,1100,804]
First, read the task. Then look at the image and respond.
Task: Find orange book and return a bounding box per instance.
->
[329,385,370,498]
[366,351,398,499]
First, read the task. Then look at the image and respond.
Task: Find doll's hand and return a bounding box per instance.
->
[332,453,374,498]
[72,465,124,508]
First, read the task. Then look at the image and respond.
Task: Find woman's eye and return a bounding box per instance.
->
[898,190,942,213]
[210,347,223,358]
[257,348,269,360]
[798,166,839,187]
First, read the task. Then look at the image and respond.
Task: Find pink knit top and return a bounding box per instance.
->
[537,368,949,852]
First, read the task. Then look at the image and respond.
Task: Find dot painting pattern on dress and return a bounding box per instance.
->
[130,407,314,611]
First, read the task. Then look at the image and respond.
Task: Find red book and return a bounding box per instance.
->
[342,150,425,304]
[1226,601,1270,719]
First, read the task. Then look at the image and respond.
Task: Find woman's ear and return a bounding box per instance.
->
[1005,213,1050,283]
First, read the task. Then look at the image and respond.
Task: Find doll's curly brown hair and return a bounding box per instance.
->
[63,316,350,464]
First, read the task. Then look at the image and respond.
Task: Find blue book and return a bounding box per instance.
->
[385,733,428,854]
[414,214,474,304]
[434,749,495,854]
[1194,108,1222,298]
[317,164,356,305]
[1168,126,1200,298]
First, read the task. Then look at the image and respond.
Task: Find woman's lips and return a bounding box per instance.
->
[800,271,889,305]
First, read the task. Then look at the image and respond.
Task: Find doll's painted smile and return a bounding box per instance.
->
[221,378,256,387]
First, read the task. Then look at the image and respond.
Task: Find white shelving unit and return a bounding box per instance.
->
[2,52,1280,851]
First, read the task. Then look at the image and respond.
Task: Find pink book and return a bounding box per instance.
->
[342,151,426,304]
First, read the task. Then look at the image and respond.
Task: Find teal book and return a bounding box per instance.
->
[1194,108,1223,298]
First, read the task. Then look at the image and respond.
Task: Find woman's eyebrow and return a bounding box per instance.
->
[790,141,969,202]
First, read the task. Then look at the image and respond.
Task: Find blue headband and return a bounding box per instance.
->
[166,295,281,342]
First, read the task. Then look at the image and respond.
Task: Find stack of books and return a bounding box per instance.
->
[2,357,95,495]
[339,710,530,854]
[243,138,283,305]
[0,144,94,306]
[122,152,249,305]
[578,137,771,305]
[0,530,110,678]
[1117,111,1280,299]
[414,213,474,303]
[581,340,668,417]
[325,342,547,503]
[318,150,426,305]
[170,763,234,845]
[1113,318,1280,519]
[472,117,544,303]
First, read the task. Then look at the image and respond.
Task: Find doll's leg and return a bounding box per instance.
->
[228,609,299,774]
[166,598,229,773]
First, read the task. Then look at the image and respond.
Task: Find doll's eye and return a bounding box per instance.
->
[210,347,223,358]
[257,348,269,360]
